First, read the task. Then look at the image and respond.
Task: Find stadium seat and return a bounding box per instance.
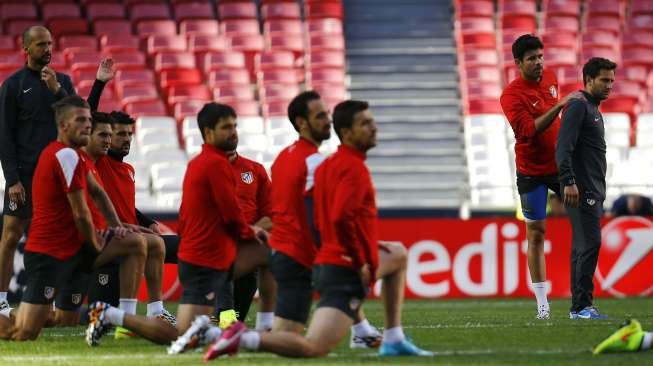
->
[136,116,177,135]
[0,54,24,71]
[543,16,579,33]
[460,17,494,34]
[543,0,581,17]
[267,34,305,57]
[135,20,177,38]
[543,48,577,67]
[115,69,156,87]
[180,19,220,36]
[48,53,68,71]
[622,32,653,50]
[60,36,98,54]
[464,65,502,83]
[308,50,345,69]
[174,100,207,124]
[622,48,653,68]
[259,68,299,86]
[600,97,639,118]
[584,16,621,35]
[119,84,159,105]
[631,0,653,17]
[260,83,300,102]
[214,84,255,102]
[100,34,140,53]
[581,47,620,63]
[467,84,502,99]
[586,0,624,18]
[541,31,578,50]
[307,68,344,85]
[307,18,343,35]
[309,34,344,51]
[628,15,653,32]
[462,32,496,49]
[458,1,494,18]
[125,100,168,118]
[154,52,196,71]
[311,83,346,102]
[229,34,265,73]
[218,2,258,19]
[174,2,214,21]
[255,50,295,71]
[159,69,202,90]
[264,20,303,36]
[72,69,98,88]
[463,49,499,67]
[208,69,251,88]
[147,35,188,56]
[130,3,171,24]
[261,2,301,20]
[77,83,115,100]
[550,65,581,84]
[0,36,17,54]
[106,51,147,70]
[221,19,260,35]
[48,19,90,36]
[167,85,211,105]
[500,15,536,33]
[467,99,503,114]
[616,65,648,87]
[68,51,102,72]
[230,100,260,117]
[0,3,37,22]
[94,20,133,36]
[200,51,246,73]
[189,35,228,62]
[86,3,126,21]
[42,3,81,21]
[582,31,619,50]
[305,2,343,19]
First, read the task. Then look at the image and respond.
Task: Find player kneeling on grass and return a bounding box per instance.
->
[85,103,272,351]
[593,319,653,355]
[0,96,148,340]
[204,100,432,360]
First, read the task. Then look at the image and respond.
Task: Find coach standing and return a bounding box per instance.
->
[0,26,113,315]
[556,57,616,320]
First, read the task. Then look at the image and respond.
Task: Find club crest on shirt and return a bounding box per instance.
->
[550,85,557,98]
[98,273,109,286]
[241,171,254,185]
[8,200,17,211]
[44,286,55,300]
[71,293,82,305]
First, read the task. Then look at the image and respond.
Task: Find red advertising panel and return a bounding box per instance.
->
[145,216,653,300]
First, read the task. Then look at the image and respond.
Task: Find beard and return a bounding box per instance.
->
[217,138,237,152]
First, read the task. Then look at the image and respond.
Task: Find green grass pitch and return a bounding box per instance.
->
[1,298,652,365]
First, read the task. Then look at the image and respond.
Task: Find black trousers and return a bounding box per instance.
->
[216,270,258,321]
[566,197,603,313]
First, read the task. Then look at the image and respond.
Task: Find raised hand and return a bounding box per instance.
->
[96,58,115,82]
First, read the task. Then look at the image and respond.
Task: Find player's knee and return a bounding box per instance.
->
[150,236,165,260]
[129,234,148,259]
[0,228,22,250]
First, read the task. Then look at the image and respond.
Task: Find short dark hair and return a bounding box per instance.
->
[333,100,369,140]
[582,57,617,85]
[91,111,115,131]
[109,111,136,125]
[287,91,321,132]
[22,25,50,49]
[51,95,90,124]
[511,34,544,61]
[197,102,237,140]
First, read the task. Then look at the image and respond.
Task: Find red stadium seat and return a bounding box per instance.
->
[559,81,583,96]
[259,68,298,86]
[582,31,619,49]
[542,31,578,50]
[503,64,520,83]
[500,0,536,16]
[585,16,621,35]
[263,100,289,117]
[550,65,581,84]
[167,85,211,105]
[460,17,494,33]
[260,83,300,101]
[463,49,499,67]
[97,99,122,114]
[147,35,188,56]
[94,20,133,36]
[230,100,259,117]
[208,69,250,88]
[267,34,305,55]
[159,69,202,90]
[543,0,580,17]
[130,3,171,23]
[115,69,156,87]
[48,19,90,36]
[0,4,37,21]
[458,1,494,18]
[0,54,23,71]
[305,2,343,19]
[100,35,140,53]
[261,2,301,20]
[465,65,502,83]
[125,100,168,118]
[309,34,344,51]
[105,51,147,70]
[600,97,639,116]
[616,66,648,87]
[214,84,255,101]
[5,20,44,36]
[462,33,496,49]
[0,36,17,54]
[586,0,624,18]
[136,20,177,38]
[256,50,295,71]
[581,47,620,63]
[467,99,503,114]
[49,53,67,71]
[72,69,98,88]
[180,19,220,36]
[307,68,344,85]
[622,32,653,50]
[631,0,653,17]
[174,100,207,123]
[544,48,577,67]
[43,3,81,21]
[543,16,579,33]
[86,3,125,21]
[628,15,653,32]
[308,50,345,69]
[60,36,98,54]
[174,2,214,21]
[221,19,260,35]
[307,18,343,35]
[622,47,653,68]
[67,51,102,72]
[218,2,258,19]
[311,82,346,101]
[467,83,502,99]
[264,20,303,35]
[501,15,536,33]
[189,35,228,63]
[201,51,246,73]
[154,51,195,71]
[77,83,115,100]
[229,34,264,73]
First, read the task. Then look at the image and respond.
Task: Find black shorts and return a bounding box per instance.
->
[162,234,179,264]
[516,172,560,196]
[86,262,120,307]
[269,251,313,324]
[22,249,91,311]
[178,260,229,307]
[2,168,34,219]
[313,264,366,321]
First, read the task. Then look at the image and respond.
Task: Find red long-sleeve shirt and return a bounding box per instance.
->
[313,145,379,278]
[269,138,325,269]
[95,155,138,225]
[231,154,272,225]
[178,144,255,270]
[78,149,107,230]
[500,69,560,176]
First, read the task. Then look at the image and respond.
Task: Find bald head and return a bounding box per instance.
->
[23,26,53,68]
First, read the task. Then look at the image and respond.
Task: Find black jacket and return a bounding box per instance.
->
[0,65,105,186]
[556,91,607,201]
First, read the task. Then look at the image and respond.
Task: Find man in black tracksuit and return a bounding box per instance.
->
[556,57,616,320]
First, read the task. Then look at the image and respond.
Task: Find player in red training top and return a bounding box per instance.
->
[500,34,582,320]
[0,96,143,341]
[86,103,270,353]
[82,112,175,334]
[205,101,432,360]
[215,146,275,331]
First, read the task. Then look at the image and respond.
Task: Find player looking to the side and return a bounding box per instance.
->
[203,100,432,360]
[500,34,582,319]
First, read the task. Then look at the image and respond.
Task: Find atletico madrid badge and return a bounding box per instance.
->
[550,85,557,98]
[241,171,254,185]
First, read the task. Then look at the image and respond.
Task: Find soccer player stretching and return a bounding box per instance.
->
[204,100,431,359]
[500,34,581,319]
